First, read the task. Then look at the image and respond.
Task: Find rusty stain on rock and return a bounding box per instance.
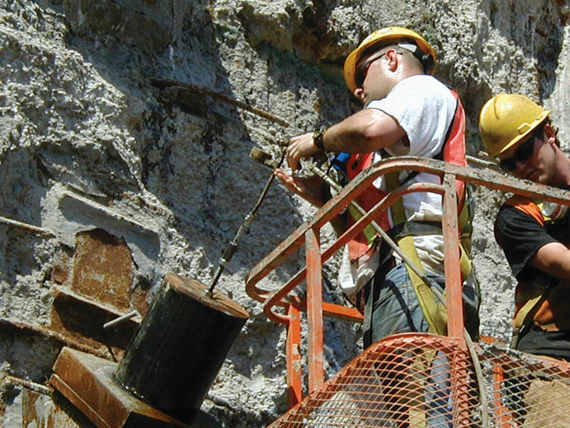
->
[48,228,140,355]
[51,249,73,286]
[71,229,133,312]
[50,287,137,353]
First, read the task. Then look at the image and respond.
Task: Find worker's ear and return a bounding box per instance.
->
[386,49,399,72]
[543,123,557,147]
[353,87,365,102]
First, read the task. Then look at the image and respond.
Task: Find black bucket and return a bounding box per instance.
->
[115,274,250,424]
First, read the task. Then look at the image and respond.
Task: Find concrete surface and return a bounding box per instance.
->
[0,0,569,426]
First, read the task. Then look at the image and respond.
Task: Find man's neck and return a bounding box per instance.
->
[401,68,425,80]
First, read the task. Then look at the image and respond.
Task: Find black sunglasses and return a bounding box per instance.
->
[355,51,388,88]
[499,132,539,171]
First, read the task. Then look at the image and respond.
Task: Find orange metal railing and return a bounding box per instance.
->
[245,157,570,414]
[267,333,570,427]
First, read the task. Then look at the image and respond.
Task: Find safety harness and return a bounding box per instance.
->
[334,89,472,335]
[506,195,566,348]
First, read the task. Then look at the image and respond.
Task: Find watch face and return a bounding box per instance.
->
[313,128,327,151]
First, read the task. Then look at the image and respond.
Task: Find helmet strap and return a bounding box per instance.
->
[397,41,434,73]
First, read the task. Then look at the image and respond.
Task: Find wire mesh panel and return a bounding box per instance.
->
[270,333,477,428]
[478,340,570,427]
[269,333,570,428]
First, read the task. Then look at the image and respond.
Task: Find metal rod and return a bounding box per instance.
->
[305,227,324,393]
[152,79,290,128]
[0,318,114,360]
[0,215,55,237]
[441,172,464,337]
[103,310,138,329]
[3,374,53,395]
[208,148,286,293]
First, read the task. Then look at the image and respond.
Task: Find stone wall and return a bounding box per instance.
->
[0,0,568,426]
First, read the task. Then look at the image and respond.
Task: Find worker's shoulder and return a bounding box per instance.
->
[500,195,545,226]
[392,75,456,104]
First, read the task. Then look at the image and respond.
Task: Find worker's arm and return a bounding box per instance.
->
[286,108,407,171]
[278,107,404,234]
[530,242,570,282]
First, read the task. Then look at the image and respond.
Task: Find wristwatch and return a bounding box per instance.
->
[313,128,327,152]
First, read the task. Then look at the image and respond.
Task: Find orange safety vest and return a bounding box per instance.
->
[505,196,570,333]
[345,89,467,261]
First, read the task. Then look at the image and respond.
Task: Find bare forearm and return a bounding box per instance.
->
[285,108,405,171]
[531,242,570,281]
[322,108,406,153]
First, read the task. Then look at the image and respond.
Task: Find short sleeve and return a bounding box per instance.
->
[494,205,556,280]
[366,75,456,158]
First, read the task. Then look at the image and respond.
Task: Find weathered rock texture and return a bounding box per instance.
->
[0,0,569,426]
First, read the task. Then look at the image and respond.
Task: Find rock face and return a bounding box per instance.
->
[0,0,568,426]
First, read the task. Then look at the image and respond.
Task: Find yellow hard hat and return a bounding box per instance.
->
[343,27,437,94]
[479,94,551,158]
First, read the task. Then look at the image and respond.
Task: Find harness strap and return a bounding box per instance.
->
[386,172,448,335]
[511,278,555,348]
[390,220,444,239]
[513,292,544,330]
[347,204,380,247]
[389,220,472,280]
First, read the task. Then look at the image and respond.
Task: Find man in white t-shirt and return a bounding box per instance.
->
[275,27,479,347]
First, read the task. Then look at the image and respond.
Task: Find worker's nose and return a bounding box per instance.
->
[513,159,532,177]
[515,157,533,170]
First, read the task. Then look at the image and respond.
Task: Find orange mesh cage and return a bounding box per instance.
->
[270,334,570,427]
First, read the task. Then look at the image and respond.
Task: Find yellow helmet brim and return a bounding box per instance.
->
[343,27,437,94]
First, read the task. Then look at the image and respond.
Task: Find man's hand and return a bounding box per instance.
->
[274,168,347,234]
[273,168,325,207]
[286,132,321,171]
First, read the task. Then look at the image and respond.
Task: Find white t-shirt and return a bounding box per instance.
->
[367,74,457,275]
[339,75,457,294]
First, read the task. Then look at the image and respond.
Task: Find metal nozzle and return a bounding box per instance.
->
[250,147,278,169]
